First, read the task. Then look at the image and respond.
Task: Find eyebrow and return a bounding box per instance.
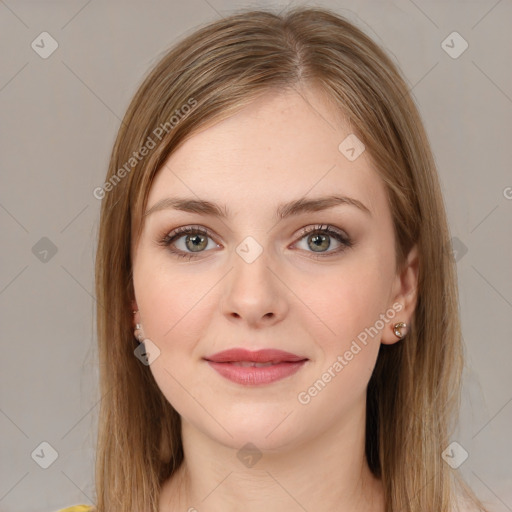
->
[143,194,372,219]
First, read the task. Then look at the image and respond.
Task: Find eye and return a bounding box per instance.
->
[293,224,353,258]
[157,225,220,260]
[157,223,353,261]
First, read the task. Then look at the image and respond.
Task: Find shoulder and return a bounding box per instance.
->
[55,506,95,512]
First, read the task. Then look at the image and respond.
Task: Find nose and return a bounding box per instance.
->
[220,247,289,328]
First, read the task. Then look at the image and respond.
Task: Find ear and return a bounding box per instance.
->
[381,244,419,345]
[131,299,139,328]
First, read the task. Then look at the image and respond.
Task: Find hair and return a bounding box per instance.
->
[93,6,487,512]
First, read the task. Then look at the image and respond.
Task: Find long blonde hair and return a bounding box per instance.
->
[94,6,486,511]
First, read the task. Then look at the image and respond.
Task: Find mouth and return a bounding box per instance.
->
[204,348,308,385]
[204,348,307,364]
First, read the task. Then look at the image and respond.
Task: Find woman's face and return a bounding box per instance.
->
[132,87,417,451]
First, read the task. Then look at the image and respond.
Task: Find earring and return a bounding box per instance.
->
[134,323,144,342]
[393,322,407,339]
[132,309,144,341]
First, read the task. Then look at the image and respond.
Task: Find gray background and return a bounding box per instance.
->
[1,1,511,511]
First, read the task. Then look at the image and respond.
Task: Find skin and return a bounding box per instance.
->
[131,85,419,512]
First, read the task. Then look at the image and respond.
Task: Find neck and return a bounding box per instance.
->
[159,399,384,512]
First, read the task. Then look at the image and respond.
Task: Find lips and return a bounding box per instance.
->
[204,348,308,385]
[204,348,307,364]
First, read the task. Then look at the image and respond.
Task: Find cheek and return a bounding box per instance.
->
[294,267,389,416]
[308,255,393,352]
[133,258,217,414]
[297,255,395,411]
[134,253,214,342]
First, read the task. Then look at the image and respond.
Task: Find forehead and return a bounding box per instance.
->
[146,88,386,218]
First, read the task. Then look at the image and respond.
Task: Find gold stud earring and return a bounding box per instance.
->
[393,322,407,339]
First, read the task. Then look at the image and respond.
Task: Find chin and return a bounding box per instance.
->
[198,407,305,452]
[214,428,301,456]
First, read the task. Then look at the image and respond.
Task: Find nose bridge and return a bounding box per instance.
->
[221,237,287,325]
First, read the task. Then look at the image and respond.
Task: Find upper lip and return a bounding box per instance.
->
[204,348,307,363]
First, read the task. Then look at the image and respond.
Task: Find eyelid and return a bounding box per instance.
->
[157,225,220,248]
[294,224,349,242]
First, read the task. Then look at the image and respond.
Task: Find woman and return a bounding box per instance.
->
[60,6,489,512]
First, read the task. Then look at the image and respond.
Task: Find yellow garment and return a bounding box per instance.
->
[56,506,94,512]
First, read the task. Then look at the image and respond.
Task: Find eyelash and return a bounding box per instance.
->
[157,224,353,261]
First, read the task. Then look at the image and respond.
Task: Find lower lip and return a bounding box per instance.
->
[206,360,307,385]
